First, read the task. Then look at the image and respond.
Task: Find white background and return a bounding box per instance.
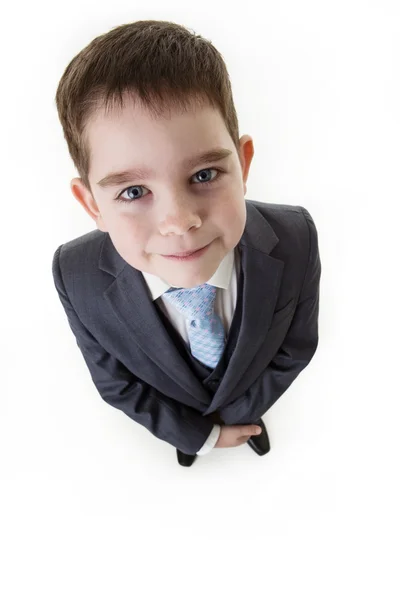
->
[1,1,399,598]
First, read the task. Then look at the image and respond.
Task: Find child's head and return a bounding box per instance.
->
[55,20,254,288]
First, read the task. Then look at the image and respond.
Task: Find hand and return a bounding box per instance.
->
[214,424,262,448]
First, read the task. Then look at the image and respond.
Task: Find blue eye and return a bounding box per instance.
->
[114,167,224,203]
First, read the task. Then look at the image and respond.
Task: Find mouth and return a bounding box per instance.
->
[162,244,209,258]
[161,241,212,261]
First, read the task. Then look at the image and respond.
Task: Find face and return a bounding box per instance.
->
[71,95,254,289]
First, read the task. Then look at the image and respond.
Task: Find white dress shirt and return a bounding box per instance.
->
[140,246,240,455]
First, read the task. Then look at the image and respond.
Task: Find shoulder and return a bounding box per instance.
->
[52,228,105,270]
[51,229,108,300]
[247,199,316,233]
[246,199,319,253]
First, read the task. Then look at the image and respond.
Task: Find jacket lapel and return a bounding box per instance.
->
[99,201,285,414]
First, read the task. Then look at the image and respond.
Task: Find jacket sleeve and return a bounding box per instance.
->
[219,206,321,425]
[52,246,215,455]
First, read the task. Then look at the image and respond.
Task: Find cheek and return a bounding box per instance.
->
[110,217,146,249]
[214,195,246,228]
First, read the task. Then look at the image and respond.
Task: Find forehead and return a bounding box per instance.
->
[86,98,231,180]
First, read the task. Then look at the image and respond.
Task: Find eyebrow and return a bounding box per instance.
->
[96,147,233,189]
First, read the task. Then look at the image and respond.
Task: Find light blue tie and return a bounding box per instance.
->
[162,283,226,368]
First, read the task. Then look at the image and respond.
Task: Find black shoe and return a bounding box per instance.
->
[247,418,270,456]
[176,449,197,467]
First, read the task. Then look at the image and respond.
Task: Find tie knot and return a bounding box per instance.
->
[162,283,217,320]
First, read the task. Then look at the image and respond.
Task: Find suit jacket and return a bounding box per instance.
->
[52,200,321,454]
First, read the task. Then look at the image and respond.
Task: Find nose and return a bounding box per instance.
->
[158,196,202,235]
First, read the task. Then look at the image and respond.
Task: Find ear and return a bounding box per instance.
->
[70,178,108,232]
[238,135,254,196]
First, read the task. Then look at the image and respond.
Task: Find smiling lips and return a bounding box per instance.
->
[161,241,212,261]
[164,243,209,257]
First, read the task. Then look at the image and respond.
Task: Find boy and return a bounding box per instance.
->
[52,20,321,467]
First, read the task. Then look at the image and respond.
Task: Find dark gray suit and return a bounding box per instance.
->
[52,200,321,455]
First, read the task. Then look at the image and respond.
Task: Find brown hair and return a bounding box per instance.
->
[54,20,241,196]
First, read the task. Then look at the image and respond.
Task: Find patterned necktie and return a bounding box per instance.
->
[162,283,226,368]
